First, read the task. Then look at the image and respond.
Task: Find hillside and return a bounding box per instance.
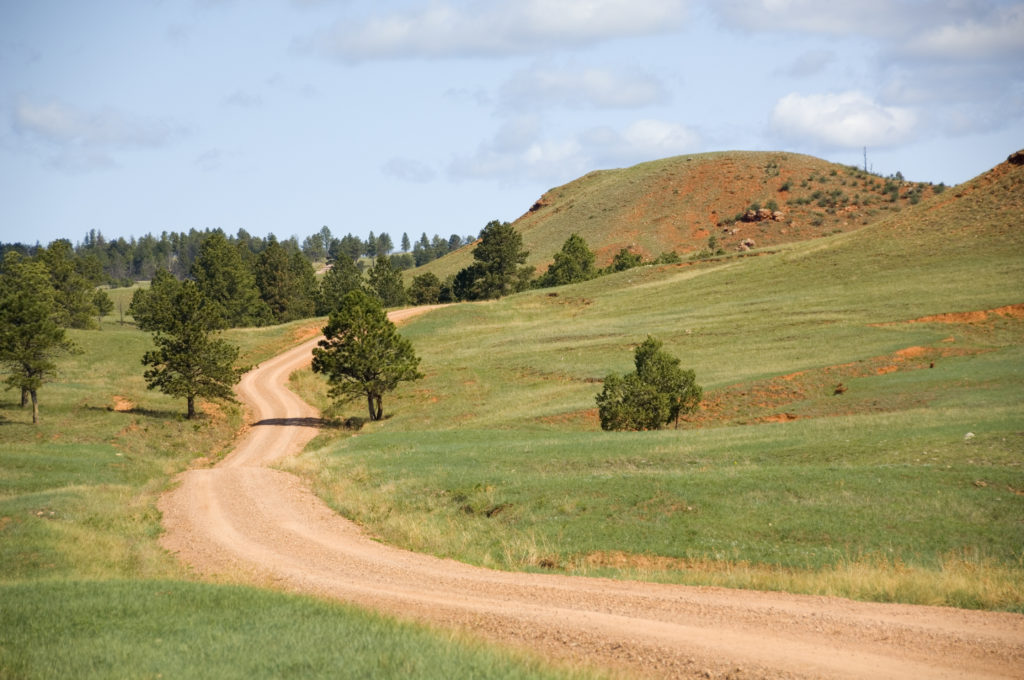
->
[416,150,944,280]
[291,150,1024,610]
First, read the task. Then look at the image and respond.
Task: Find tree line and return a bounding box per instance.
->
[2,219,699,426]
[0,226,475,288]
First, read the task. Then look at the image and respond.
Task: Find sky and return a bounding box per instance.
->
[1,0,1022,248]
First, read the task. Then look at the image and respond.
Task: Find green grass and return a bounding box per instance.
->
[0,580,586,680]
[290,160,1024,610]
[2,317,590,680]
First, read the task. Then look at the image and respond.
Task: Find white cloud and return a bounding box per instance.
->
[771,91,917,148]
[382,157,437,183]
[13,98,181,149]
[302,0,689,60]
[500,63,669,110]
[10,98,184,173]
[450,117,700,183]
[902,4,1024,60]
[714,0,915,37]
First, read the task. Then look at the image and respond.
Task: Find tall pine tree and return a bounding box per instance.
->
[130,270,242,419]
[0,252,80,424]
[192,230,269,327]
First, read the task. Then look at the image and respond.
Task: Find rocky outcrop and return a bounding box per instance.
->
[742,208,786,222]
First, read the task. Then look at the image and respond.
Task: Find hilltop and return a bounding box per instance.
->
[417,150,944,280]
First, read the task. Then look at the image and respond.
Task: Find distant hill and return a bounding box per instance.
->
[416,150,946,280]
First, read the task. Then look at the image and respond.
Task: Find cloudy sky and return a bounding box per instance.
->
[2,0,1022,247]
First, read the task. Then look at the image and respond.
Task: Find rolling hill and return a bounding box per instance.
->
[416,150,945,280]
[293,149,1024,607]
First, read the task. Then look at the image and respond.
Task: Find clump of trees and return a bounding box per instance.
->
[596,337,701,430]
[311,290,423,421]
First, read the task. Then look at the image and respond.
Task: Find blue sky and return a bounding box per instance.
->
[2,0,1022,247]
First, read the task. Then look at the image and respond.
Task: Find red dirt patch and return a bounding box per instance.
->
[893,346,930,359]
[902,303,1024,325]
[758,413,798,423]
[201,401,226,423]
[111,396,134,412]
[686,343,975,426]
[291,322,323,343]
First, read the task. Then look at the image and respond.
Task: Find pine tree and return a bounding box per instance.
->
[366,255,407,307]
[130,270,242,419]
[538,233,596,287]
[36,239,98,329]
[317,256,364,316]
[408,272,442,305]
[192,230,269,327]
[0,252,80,424]
[311,290,423,421]
[255,238,317,323]
[456,220,530,300]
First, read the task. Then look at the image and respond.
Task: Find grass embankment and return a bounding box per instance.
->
[0,318,575,679]
[0,581,581,680]
[290,159,1024,611]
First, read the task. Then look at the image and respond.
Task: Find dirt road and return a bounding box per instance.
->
[159,307,1024,679]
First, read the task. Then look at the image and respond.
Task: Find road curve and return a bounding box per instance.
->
[159,307,1024,679]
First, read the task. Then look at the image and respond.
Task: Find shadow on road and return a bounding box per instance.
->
[253,417,339,428]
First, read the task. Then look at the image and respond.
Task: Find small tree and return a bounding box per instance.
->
[596,336,701,431]
[316,255,364,316]
[131,270,242,419]
[37,239,99,329]
[311,290,423,421]
[408,272,442,305]
[366,255,407,307]
[0,252,80,424]
[93,289,114,327]
[605,247,645,273]
[538,233,596,287]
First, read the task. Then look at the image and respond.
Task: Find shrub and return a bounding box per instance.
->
[596,336,701,431]
[605,248,645,273]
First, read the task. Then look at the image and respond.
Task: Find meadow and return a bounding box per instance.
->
[0,317,579,679]
[288,160,1024,611]
[2,155,1021,678]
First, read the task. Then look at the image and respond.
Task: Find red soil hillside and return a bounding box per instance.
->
[419,150,945,279]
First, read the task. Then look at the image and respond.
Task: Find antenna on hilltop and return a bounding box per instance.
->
[863,146,868,173]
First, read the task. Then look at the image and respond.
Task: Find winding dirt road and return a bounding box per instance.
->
[159,307,1024,679]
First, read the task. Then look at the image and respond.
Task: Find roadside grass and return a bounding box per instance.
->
[0,318,327,581]
[2,317,582,680]
[289,166,1024,611]
[0,580,588,680]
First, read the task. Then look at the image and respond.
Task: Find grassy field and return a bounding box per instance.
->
[0,316,583,679]
[289,158,1024,611]
[0,580,586,680]
[2,154,1020,678]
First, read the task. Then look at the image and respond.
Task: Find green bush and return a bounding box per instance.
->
[596,337,701,431]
